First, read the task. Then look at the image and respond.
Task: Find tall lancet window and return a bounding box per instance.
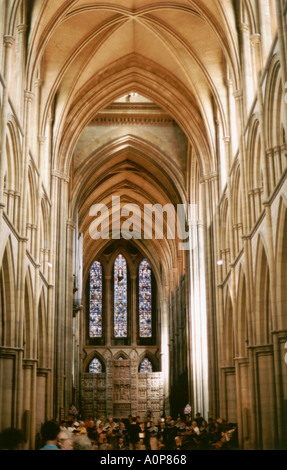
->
[114,254,128,337]
[89,261,103,337]
[139,259,152,338]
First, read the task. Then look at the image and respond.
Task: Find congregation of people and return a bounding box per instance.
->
[0,411,238,451]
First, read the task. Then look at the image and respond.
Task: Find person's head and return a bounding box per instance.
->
[73,435,92,450]
[0,428,25,450]
[192,421,197,428]
[57,430,73,450]
[118,437,124,446]
[41,421,60,444]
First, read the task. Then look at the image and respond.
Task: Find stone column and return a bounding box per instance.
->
[33,79,43,159]
[15,24,27,121]
[160,293,170,407]
[105,275,112,346]
[275,0,287,139]
[46,172,60,419]
[239,23,254,115]
[273,146,283,183]
[22,359,37,449]
[234,356,255,449]
[266,148,276,190]
[36,368,50,433]
[0,35,15,204]
[258,0,273,63]
[272,330,287,450]
[52,174,69,420]
[187,190,209,419]
[131,275,137,346]
[65,219,76,414]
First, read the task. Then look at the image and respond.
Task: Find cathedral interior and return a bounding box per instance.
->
[0,0,286,451]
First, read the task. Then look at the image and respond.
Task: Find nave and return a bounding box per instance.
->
[0,0,286,451]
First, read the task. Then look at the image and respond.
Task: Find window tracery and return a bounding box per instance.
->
[89,357,102,374]
[139,358,153,373]
[139,259,152,338]
[114,254,128,338]
[89,261,102,337]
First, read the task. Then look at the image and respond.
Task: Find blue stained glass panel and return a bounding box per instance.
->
[139,259,152,338]
[89,357,102,374]
[89,261,102,337]
[139,358,153,373]
[114,254,128,337]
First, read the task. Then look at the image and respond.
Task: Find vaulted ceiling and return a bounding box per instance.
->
[23,0,241,282]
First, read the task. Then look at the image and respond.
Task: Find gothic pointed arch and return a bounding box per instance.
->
[113,253,128,339]
[114,351,129,361]
[236,266,249,357]
[0,237,16,347]
[37,288,47,368]
[224,287,235,366]
[84,351,105,373]
[232,165,244,254]
[5,118,21,227]
[275,198,287,330]
[247,117,263,224]
[265,54,284,149]
[254,237,272,345]
[24,268,34,359]
[138,351,159,373]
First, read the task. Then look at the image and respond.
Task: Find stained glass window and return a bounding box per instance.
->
[139,358,153,373]
[89,261,103,337]
[89,357,102,374]
[139,259,152,337]
[114,254,128,337]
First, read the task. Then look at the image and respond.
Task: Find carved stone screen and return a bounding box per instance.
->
[112,359,131,417]
[80,373,106,418]
[81,362,163,419]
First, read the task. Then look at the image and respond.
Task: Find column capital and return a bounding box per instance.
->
[38,135,46,145]
[233,89,243,100]
[202,171,218,183]
[250,33,261,46]
[17,24,27,34]
[24,90,34,103]
[67,219,76,230]
[51,169,69,182]
[239,22,249,33]
[266,148,274,156]
[225,78,233,89]
[3,35,15,48]
[34,78,43,88]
